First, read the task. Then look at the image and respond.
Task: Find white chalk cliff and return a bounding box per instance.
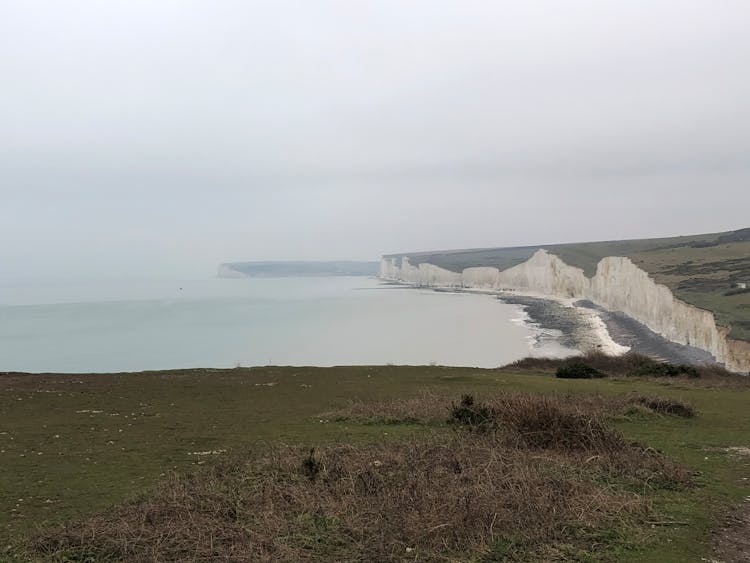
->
[380,250,750,373]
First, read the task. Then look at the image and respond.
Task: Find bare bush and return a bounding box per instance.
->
[490,393,624,451]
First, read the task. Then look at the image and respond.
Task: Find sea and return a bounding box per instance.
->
[0,276,577,373]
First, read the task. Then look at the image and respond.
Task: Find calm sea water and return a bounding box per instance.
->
[0,276,574,373]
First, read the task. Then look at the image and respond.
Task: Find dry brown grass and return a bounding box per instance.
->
[630,396,696,418]
[488,393,624,451]
[30,394,692,562]
[324,391,448,425]
[31,437,658,563]
[325,390,696,426]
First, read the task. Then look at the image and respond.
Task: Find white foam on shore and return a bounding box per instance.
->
[444,286,631,358]
[580,305,631,356]
[511,291,631,357]
[385,283,630,360]
[510,309,545,346]
[508,300,580,358]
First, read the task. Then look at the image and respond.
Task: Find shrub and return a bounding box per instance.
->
[555,362,605,379]
[302,448,323,480]
[628,362,699,378]
[492,394,624,451]
[724,287,750,296]
[448,394,496,431]
[510,352,740,383]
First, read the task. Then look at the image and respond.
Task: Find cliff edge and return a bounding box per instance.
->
[380,245,750,373]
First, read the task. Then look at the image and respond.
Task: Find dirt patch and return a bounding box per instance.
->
[713,498,750,563]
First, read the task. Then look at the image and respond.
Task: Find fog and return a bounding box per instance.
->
[2,0,749,279]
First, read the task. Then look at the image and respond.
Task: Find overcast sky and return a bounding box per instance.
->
[2,1,749,279]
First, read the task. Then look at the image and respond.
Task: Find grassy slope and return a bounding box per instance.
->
[386,231,731,276]
[628,241,750,341]
[3,366,750,561]
[386,228,750,340]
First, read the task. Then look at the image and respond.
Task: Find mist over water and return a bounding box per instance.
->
[0,277,574,373]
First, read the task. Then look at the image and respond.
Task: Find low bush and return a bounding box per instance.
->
[572,353,698,378]
[448,394,496,431]
[628,362,699,378]
[555,362,605,379]
[510,352,747,384]
[492,393,624,451]
[724,287,750,297]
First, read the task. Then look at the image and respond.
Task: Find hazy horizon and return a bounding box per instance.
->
[3,1,749,280]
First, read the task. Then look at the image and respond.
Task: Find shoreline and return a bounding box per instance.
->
[400,282,721,366]
[497,293,629,358]
[421,284,628,358]
[497,291,720,366]
[574,300,719,366]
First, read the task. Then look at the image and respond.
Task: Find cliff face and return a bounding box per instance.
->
[380,250,750,373]
[381,257,462,287]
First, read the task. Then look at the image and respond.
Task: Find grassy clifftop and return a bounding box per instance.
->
[385,228,750,340]
[3,361,750,561]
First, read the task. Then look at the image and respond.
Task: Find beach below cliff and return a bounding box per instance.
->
[574,299,719,365]
[498,292,719,366]
[496,293,626,357]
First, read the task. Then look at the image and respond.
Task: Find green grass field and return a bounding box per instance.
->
[3,364,750,561]
[385,228,750,340]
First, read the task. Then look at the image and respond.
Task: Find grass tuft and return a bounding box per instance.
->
[631,396,696,418]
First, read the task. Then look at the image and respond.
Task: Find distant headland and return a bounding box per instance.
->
[218,260,379,278]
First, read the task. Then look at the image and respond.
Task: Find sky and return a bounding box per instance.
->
[2,0,749,279]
